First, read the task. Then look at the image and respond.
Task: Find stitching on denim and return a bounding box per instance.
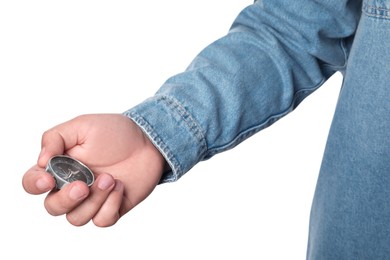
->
[363,4,390,19]
[124,110,182,183]
[157,95,208,158]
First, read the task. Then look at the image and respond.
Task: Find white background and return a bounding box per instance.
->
[0,1,342,259]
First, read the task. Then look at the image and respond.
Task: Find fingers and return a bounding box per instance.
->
[25,167,125,227]
[92,180,124,227]
[22,165,56,194]
[65,174,115,226]
[43,173,123,227]
[44,181,90,217]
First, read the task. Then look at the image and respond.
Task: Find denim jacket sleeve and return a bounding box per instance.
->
[123,0,362,183]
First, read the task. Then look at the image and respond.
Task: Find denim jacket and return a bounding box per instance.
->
[124,0,363,183]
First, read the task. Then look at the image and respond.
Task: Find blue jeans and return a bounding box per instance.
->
[125,0,390,258]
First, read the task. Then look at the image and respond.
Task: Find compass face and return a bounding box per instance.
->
[47,155,94,188]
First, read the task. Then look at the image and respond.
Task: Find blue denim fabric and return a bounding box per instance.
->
[125,0,361,183]
[307,1,390,258]
[124,0,390,258]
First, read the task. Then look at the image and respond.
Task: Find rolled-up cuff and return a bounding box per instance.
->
[123,94,207,184]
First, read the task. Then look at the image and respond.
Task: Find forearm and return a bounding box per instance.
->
[125,0,362,183]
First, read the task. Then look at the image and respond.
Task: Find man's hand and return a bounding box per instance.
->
[22,114,166,227]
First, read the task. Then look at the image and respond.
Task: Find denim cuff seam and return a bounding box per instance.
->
[124,95,208,183]
[124,110,182,183]
[156,95,208,158]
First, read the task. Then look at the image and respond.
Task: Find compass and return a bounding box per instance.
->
[46,155,95,189]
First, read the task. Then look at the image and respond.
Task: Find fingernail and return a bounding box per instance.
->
[69,186,87,201]
[36,178,50,191]
[98,174,115,191]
